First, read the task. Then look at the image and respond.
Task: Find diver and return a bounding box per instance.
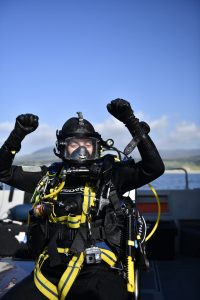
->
[0,99,165,300]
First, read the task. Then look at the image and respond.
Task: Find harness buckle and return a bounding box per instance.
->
[111,261,124,271]
[84,246,101,264]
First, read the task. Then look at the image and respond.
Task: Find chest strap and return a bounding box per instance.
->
[46,183,96,266]
[47,183,95,229]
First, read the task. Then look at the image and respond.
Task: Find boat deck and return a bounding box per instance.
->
[141,256,200,300]
[0,255,199,299]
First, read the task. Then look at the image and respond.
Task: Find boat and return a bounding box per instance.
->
[0,168,200,299]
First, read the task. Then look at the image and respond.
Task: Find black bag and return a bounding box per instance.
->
[27,216,49,257]
[0,220,30,258]
[104,207,124,255]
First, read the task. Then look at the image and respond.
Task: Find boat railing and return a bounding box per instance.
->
[166,167,189,190]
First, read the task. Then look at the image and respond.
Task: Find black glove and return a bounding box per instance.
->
[4,114,39,152]
[107,98,151,143]
[14,114,39,139]
[107,98,134,124]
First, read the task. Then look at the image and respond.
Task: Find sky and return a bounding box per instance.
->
[0,0,200,155]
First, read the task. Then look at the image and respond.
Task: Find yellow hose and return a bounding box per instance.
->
[145,183,161,242]
[43,180,65,199]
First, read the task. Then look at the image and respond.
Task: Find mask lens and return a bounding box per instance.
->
[64,137,99,161]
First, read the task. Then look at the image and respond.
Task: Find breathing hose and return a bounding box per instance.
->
[43,180,65,199]
[145,183,161,242]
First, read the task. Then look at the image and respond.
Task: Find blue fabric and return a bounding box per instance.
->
[95,241,112,251]
[9,204,32,221]
[48,162,63,174]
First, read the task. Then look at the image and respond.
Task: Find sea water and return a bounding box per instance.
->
[139,172,200,190]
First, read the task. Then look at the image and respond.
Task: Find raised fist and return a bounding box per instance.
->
[107,98,134,123]
[14,114,39,138]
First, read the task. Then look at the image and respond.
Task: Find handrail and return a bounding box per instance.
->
[166,167,189,190]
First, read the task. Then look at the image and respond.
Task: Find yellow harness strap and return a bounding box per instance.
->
[101,248,117,267]
[58,252,84,300]
[34,183,110,299]
[34,252,58,300]
[34,247,118,300]
[49,208,82,228]
[80,183,95,224]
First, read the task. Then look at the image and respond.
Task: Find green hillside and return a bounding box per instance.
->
[164,160,200,172]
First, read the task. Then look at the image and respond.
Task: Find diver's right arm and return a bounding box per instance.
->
[0,114,47,193]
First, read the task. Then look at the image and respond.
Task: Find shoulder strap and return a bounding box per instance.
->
[95,154,115,198]
[95,155,124,216]
[109,189,123,216]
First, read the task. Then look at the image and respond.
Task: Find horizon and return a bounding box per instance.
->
[15,144,200,158]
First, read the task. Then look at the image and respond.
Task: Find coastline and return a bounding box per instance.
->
[165,169,200,174]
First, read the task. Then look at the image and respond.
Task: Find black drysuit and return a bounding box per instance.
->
[0,136,165,300]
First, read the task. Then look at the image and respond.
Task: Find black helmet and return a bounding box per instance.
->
[54,112,102,163]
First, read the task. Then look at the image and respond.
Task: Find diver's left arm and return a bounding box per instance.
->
[107,99,165,193]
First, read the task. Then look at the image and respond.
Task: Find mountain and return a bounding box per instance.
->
[14,147,200,171]
[14,147,59,165]
[159,149,200,160]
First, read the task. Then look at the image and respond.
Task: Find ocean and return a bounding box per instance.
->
[139,172,200,190]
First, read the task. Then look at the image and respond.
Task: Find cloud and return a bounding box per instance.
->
[94,115,170,150]
[0,122,15,147]
[26,124,56,144]
[0,116,200,155]
[95,116,200,150]
[0,122,57,154]
[20,124,57,154]
[0,122,14,132]
[167,121,200,149]
[147,120,200,150]
[94,117,132,150]
[148,115,169,131]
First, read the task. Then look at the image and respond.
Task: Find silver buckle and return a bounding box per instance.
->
[84,247,101,264]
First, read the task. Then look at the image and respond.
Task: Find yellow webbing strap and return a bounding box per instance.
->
[58,253,84,300]
[80,184,95,224]
[34,253,58,300]
[67,215,82,228]
[101,248,117,267]
[127,256,135,293]
[34,248,71,300]
[48,205,60,223]
[49,209,82,228]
